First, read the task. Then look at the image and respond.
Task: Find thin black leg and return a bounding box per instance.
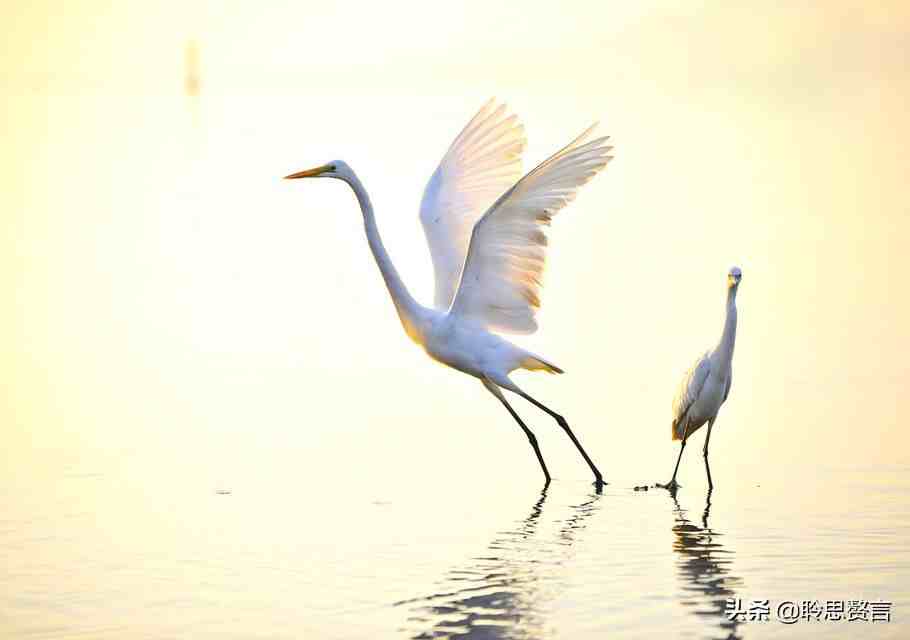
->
[660,417,693,492]
[702,418,715,490]
[670,440,687,484]
[518,391,604,485]
[484,380,551,485]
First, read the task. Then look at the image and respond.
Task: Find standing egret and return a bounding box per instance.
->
[659,267,742,492]
[284,100,613,485]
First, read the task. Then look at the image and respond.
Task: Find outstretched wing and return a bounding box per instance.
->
[671,351,711,439]
[447,125,613,333]
[419,100,526,310]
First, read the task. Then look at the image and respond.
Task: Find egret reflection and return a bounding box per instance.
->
[396,489,602,639]
[671,489,744,640]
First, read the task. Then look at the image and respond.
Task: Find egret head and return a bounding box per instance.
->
[283,160,352,181]
[727,266,743,288]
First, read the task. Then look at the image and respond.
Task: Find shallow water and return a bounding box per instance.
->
[1,85,908,638]
[2,457,908,639]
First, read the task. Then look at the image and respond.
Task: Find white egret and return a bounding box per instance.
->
[660,267,742,492]
[284,100,613,485]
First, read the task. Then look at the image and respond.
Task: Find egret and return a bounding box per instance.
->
[284,100,613,485]
[659,266,742,492]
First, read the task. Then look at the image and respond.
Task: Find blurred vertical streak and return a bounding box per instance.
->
[184,39,201,98]
[183,38,203,230]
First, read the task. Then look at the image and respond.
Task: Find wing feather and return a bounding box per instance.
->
[419,100,526,309]
[671,352,711,439]
[447,124,613,333]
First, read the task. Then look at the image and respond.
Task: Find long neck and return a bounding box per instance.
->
[715,284,738,364]
[345,173,424,342]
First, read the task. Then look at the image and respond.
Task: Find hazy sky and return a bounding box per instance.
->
[2,2,907,93]
[1,1,907,488]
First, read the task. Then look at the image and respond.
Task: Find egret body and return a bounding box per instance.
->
[660,266,742,491]
[285,101,613,485]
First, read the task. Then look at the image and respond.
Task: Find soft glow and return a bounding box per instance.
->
[2,2,908,637]
[1,1,908,481]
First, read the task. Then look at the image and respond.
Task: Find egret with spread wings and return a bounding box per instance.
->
[284,100,613,485]
[659,267,742,492]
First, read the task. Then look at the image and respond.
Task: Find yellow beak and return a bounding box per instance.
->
[283,164,334,180]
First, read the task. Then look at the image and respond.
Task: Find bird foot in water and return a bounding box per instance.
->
[656,480,679,492]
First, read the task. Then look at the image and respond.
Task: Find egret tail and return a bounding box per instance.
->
[521,355,564,375]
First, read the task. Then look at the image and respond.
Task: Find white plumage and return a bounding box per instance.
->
[420,100,526,310]
[285,100,613,485]
[450,125,608,334]
[661,266,742,492]
[671,352,732,441]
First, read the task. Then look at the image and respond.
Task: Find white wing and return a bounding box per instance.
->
[448,125,613,333]
[420,100,526,309]
[672,351,711,436]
